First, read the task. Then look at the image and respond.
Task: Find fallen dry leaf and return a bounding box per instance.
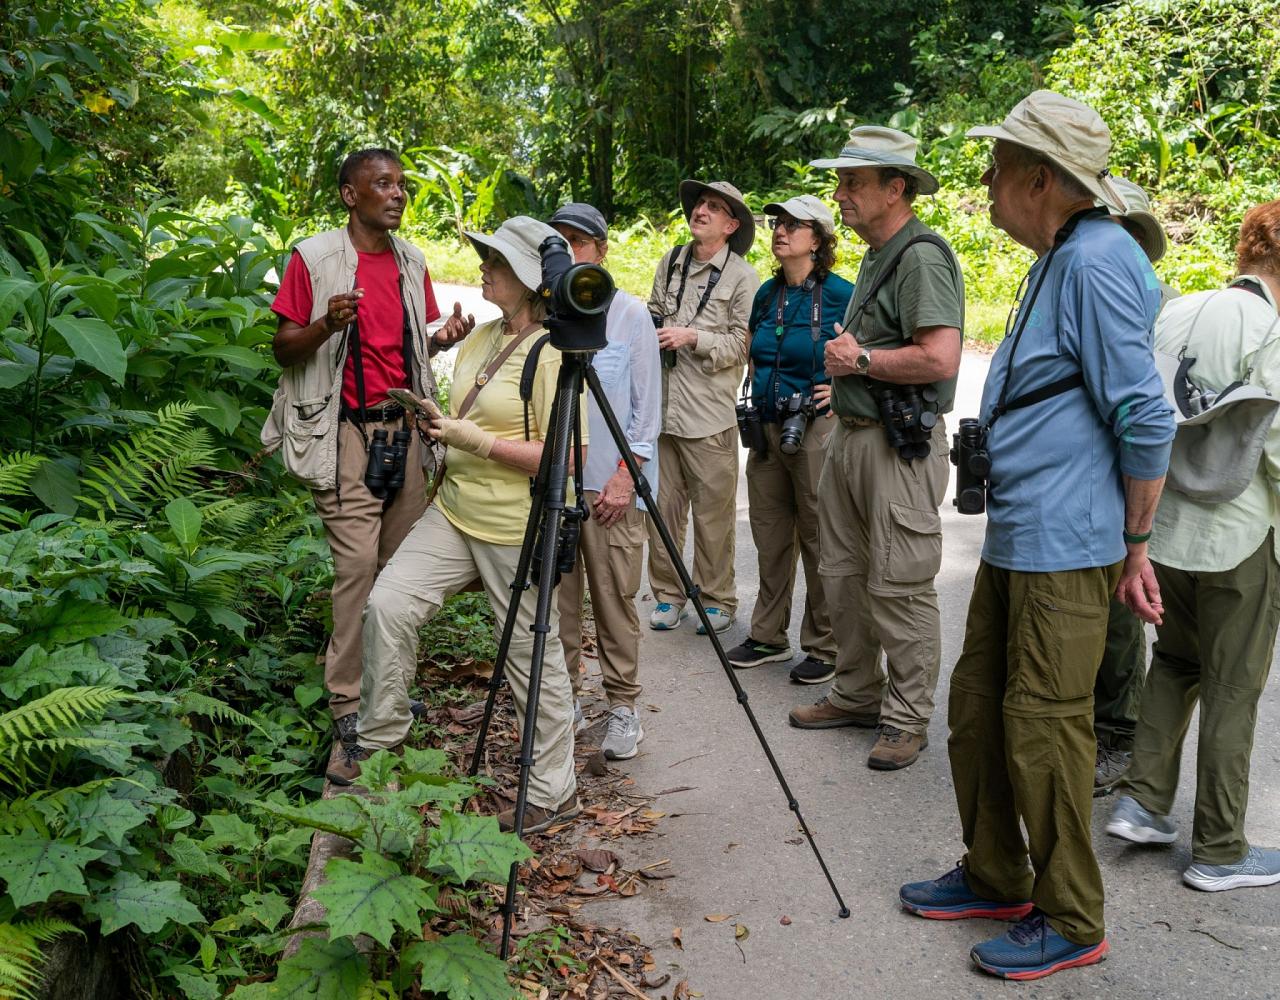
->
[672,927,683,950]
[703,913,734,923]
[779,915,792,926]
[578,848,620,872]
[734,923,749,941]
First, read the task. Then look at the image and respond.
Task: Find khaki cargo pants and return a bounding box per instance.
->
[745,416,836,661]
[819,419,948,733]
[948,558,1122,946]
[1119,533,1280,865]
[646,428,739,614]
[558,494,647,708]
[360,504,577,811]
[312,417,427,720]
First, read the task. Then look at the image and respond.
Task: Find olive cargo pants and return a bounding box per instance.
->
[1093,597,1147,749]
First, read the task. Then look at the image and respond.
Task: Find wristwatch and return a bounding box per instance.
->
[854,348,872,376]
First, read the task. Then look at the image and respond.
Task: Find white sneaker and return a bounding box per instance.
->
[649,602,686,630]
[600,705,644,760]
[1183,846,1280,892]
[696,607,734,634]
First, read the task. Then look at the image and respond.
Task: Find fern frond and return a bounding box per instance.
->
[0,687,131,745]
[179,691,254,729]
[0,453,48,499]
[0,918,82,1000]
[199,497,266,539]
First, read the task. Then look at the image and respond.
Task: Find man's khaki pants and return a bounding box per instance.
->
[1119,534,1280,864]
[646,427,739,614]
[948,559,1122,946]
[360,504,577,811]
[745,417,836,661]
[558,493,646,708]
[312,418,427,721]
[819,419,948,733]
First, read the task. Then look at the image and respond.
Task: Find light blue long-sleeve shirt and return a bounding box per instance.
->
[584,289,662,508]
[979,216,1175,572]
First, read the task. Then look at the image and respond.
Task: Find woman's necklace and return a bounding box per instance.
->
[474,315,541,387]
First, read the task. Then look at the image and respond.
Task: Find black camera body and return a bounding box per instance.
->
[365,427,412,500]
[650,312,678,369]
[736,399,768,454]
[538,236,615,353]
[950,417,991,515]
[868,381,939,462]
[777,392,816,456]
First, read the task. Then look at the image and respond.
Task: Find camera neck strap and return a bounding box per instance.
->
[845,233,953,339]
[665,243,723,323]
[343,270,416,449]
[768,275,823,398]
[985,206,1108,432]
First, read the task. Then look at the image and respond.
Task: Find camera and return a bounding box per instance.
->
[650,312,678,369]
[531,504,584,587]
[950,418,991,515]
[736,398,768,454]
[538,236,615,353]
[868,382,938,462]
[365,427,412,500]
[777,392,815,455]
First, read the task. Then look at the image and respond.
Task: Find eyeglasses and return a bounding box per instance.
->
[483,249,509,268]
[562,234,598,249]
[768,217,814,234]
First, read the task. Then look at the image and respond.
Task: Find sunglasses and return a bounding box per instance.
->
[768,217,814,234]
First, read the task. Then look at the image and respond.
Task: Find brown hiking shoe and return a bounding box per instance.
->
[868,725,928,770]
[498,792,582,835]
[788,697,879,730]
[326,742,402,786]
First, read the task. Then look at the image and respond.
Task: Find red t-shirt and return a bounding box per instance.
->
[271,248,441,407]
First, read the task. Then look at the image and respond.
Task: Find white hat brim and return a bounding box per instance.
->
[464,231,543,294]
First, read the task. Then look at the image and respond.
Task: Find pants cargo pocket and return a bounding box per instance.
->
[882,501,942,587]
[1010,588,1107,710]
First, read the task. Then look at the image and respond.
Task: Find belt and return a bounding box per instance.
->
[340,401,405,424]
[839,414,883,429]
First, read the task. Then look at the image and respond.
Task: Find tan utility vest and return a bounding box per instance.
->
[260,227,438,490]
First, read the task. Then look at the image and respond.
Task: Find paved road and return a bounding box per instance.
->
[558,348,1280,1000]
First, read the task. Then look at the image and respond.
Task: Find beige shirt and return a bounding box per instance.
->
[648,243,759,438]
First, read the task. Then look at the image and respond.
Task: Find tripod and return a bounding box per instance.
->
[468,348,850,959]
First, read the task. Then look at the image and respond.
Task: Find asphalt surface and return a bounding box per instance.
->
[434,286,1280,999]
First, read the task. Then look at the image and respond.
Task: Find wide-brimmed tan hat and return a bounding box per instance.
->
[464,216,564,293]
[1108,176,1167,264]
[967,90,1125,213]
[678,179,756,256]
[809,126,940,196]
[761,194,836,237]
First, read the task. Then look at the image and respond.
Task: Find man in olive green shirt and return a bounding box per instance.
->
[788,127,964,772]
[646,180,759,634]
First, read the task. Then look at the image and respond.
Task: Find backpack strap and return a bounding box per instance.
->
[520,333,554,441]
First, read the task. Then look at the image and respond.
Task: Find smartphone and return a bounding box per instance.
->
[386,387,436,418]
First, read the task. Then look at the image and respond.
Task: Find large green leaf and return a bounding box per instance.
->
[0,643,119,699]
[254,797,368,841]
[0,831,104,906]
[311,854,435,949]
[229,937,369,1000]
[166,833,231,882]
[201,813,261,851]
[24,598,129,648]
[28,457,80,515]
[164,497,202,549]
[426,811,531,884]
[193,344,270,372]
[61,786,150,847]
[47,315,127,384]
[83,871,204,934]
[405,934,519,1000]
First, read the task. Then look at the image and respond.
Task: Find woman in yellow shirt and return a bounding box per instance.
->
[330,216,583,835]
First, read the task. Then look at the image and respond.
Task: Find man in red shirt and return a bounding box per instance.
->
[266,148,473,777]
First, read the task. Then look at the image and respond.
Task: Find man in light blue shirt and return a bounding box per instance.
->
[550,204,662,762]
[899,92,1175,983]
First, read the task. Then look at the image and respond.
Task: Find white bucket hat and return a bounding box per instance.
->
[678,179,756,256]
[464,216,565,293]
[967,90,1125,213]
[1108,176,1167,264]
[809,126,940,195]
[761,194,836,237]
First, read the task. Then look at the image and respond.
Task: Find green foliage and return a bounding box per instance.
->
[407,934,520,1000]
[0,917,82,1000]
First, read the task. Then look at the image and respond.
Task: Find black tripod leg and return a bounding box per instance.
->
[468,389,561,779]
[583,364,851,919]
[499,358,585,958]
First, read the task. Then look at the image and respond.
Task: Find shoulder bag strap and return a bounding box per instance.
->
[452,324,541,420]
[845,234,953,338]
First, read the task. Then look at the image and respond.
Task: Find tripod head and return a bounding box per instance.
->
[537,235,615,353]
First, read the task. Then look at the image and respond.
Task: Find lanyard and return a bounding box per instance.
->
[668,245,723,322]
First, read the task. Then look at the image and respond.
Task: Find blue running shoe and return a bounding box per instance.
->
[899,863,1033,921]
[971,911,1109,981]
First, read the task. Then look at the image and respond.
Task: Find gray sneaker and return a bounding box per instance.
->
[600,705,644,760]
[573,699,586,734]
[1183,846,1280,892]
[1094,741,1132,796]
[1105,794,1178,845]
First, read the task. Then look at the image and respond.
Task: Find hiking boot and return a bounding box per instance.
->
[410,699,425,720]
[573,698,586,734]
[333,711,359,746]
[971,911,1109,981]
[600,705,644,760]
[867,724,927,770]
[498,792,582,835]
[726,639,791,669]
[789,655,835,685]
[1105,794,1178,845]
[788,697,879,730]
[900,863,1033,921]
[326,742,372,786]
[1093,740,1131,796]
[696,608,733,634]
[649,602,686,630]
[1183,846,1280,892]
